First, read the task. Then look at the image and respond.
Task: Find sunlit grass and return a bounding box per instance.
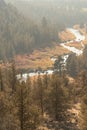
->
[81,8,87,12]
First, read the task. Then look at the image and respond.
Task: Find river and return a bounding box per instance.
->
[17,28,85,81]
[61,28,85,56]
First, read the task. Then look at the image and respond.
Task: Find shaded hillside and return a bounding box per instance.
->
[0,0,59,60]
[7,0,87,27]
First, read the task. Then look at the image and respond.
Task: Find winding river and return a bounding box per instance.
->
[61,28,85,56]
[17,28,85,81]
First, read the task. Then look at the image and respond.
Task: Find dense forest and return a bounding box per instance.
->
[54,45,87,78]
[0,45,87,130]
[1,0,87,60]
[0,0,59,60]
[6,0,87,27]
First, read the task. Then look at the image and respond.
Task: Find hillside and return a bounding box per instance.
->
[6,0,87,27]
[0,0,59,60]
[1,0,87,61]
[0,42,87,130]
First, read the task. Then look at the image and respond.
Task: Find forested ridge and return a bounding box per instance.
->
[8,0,87,27]
[0,0,59,60]
[0,47,87,130]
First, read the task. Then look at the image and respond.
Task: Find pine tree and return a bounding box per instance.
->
[0,92,18,130]
[54,56,64,76]
[43,73,49,89]
[0,67,4,91]
[14,81,40,130]
[33,74,45,116]
[36,75,44,115]
[48,74,68,121]
[42,73,50,111]
[66,54,79,77]
[78,71,87,96]
[12,61,17,91]
[80,95,87,130]
[78,70,87,130]
[9,61,17,92]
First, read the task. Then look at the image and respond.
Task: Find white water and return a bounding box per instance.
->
[17,70,54,81]
[17,28,85,81]
[68,28,85,42]
[62,54,69,66]
[61,28,85,56]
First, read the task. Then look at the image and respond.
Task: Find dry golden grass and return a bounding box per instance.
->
[79,29,87,45]
[73,25,80,29]
[15,29,81,70]
[65,42,83,49]
[59,29,75,42]
[15,45,69,70]
[2,26,85,70]
[73,26,87,46]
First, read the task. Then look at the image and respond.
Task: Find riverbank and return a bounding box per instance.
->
[17,27,86,81]
[61,28,85,56]
[15,45,69,71]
